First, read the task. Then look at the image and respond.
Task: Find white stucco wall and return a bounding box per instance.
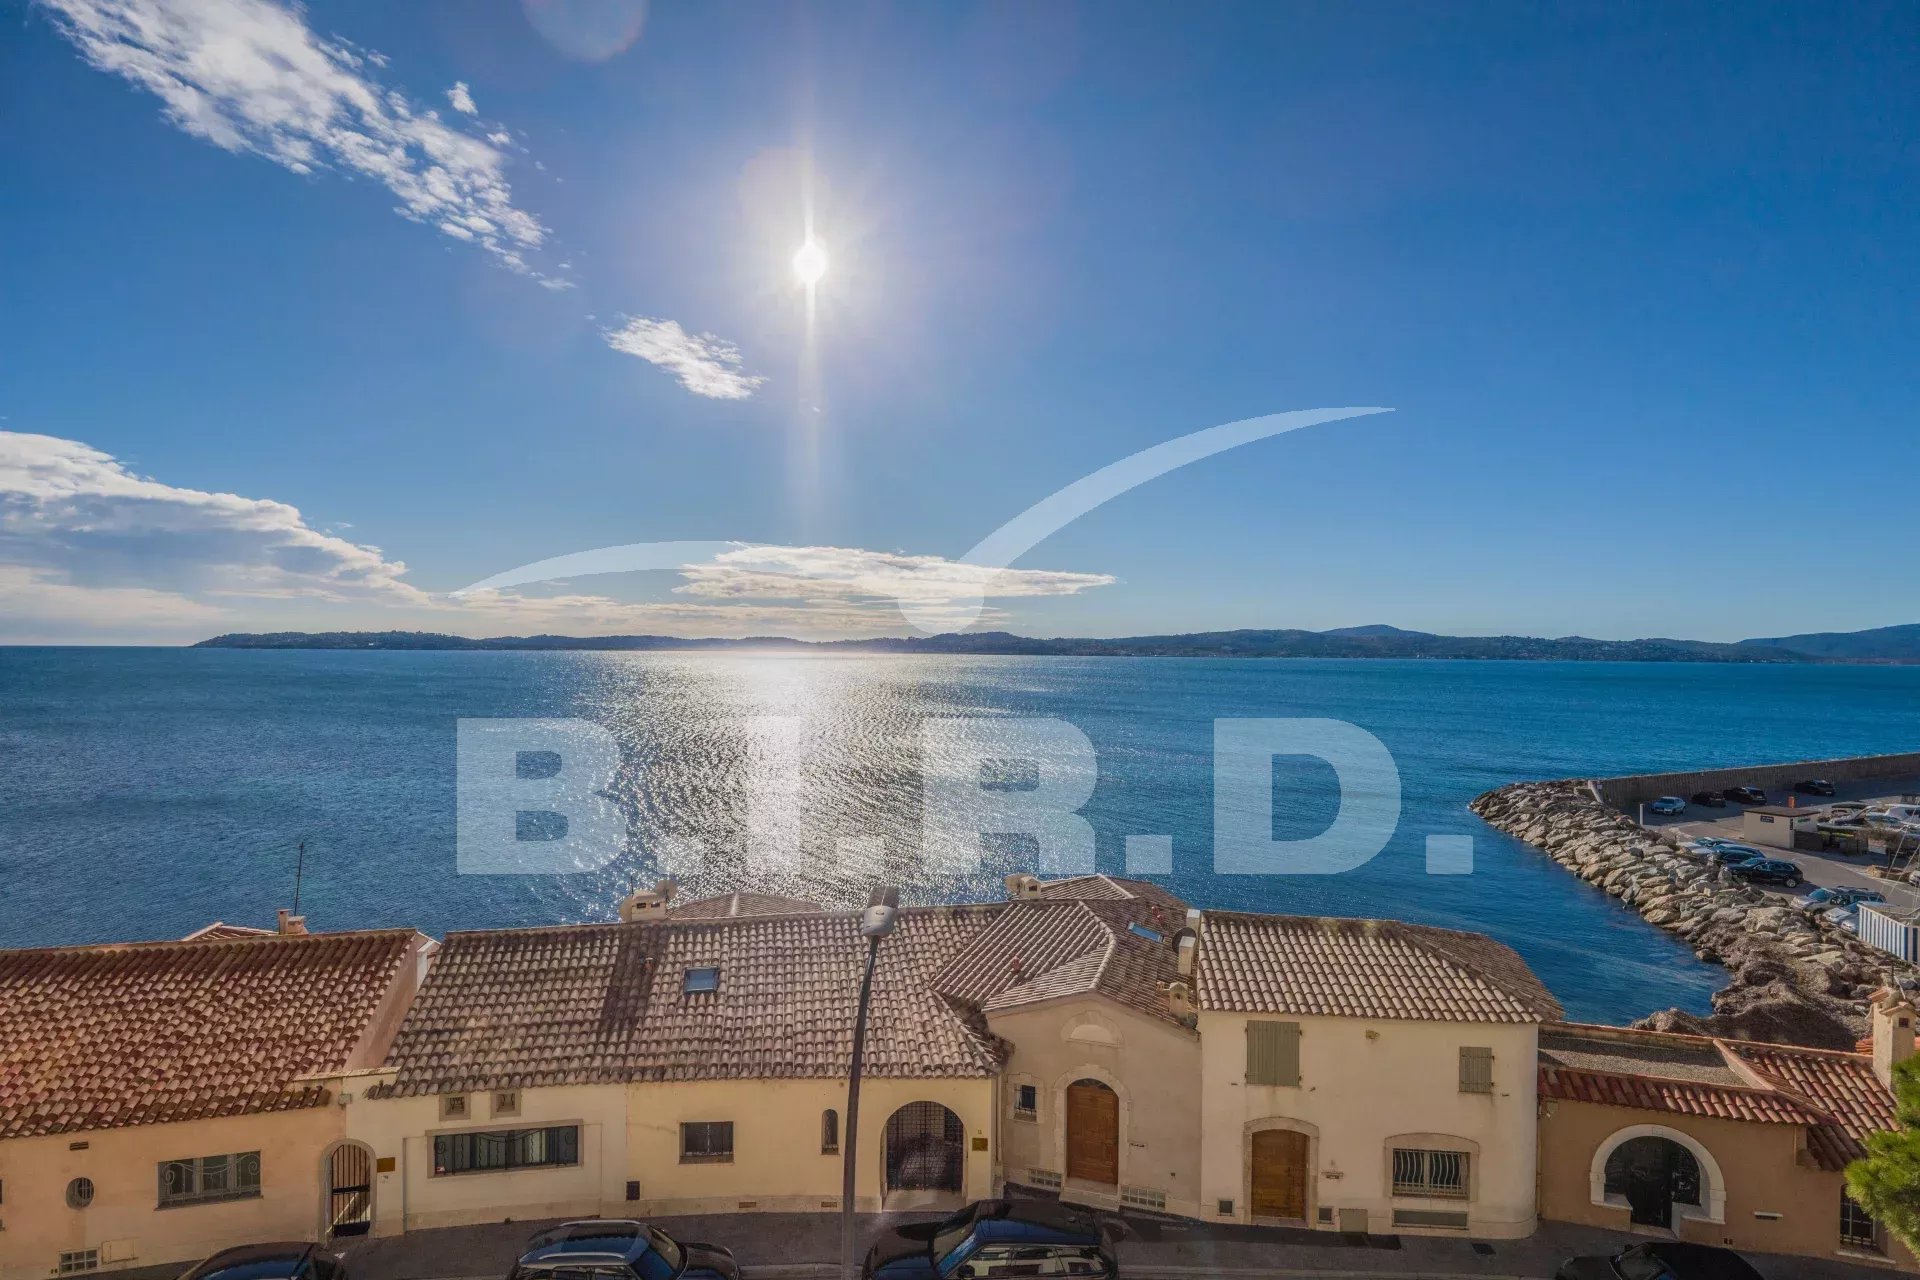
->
[1197,1012,1540,1238]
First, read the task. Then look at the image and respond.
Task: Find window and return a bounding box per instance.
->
[431,1125,579,1176]
[493,1090,521,1118]
[58,1251,99,1274]
[1246,1020,1301,1086]
[1014,1084,1038,1120]
[1842,1191,1881,1251]
[440,1094,469,1120]
[158,1151,261,1207]
[1391,1148,1469,1199]
[821,1109,839,1155]
[680,1121,733,1163]
[683,966,720,994]
[65,1177,94,1209]
[1459,1046,1494,1094]
[1128,923,1163,942]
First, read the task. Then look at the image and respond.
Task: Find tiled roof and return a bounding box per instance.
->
[1038,875,1190,916]
[936,899,1192,1030]
[669,892,826,920]
[1536,1022,1898,1172]
[1196,912,1562,1023]
[378,907,1012,1095]
[181,922,276,941]
[0,930,415,1139]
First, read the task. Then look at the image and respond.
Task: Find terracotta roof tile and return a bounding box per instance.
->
[0,930,414,1139]
[1538,1065,1826,1126]
[1732,1042,1897,1170]
[1038,875,1190,915]
[1196,912,1561,1023]
[669,893,826,920]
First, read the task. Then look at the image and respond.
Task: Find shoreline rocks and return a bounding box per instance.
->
[1471,779,1901,1049]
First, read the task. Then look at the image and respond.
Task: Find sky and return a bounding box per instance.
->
[0,0,1915,645]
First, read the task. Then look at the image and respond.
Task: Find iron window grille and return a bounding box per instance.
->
[432,1126,579,1176]
[58,1252,99,1274]
[681,1121,734,1163]
[66,1177,94,1210]
[822,1109,840,1155]
[1014,1084,1038,1120]
[158,1152,261,1207]
[1842,1192,1882,1251]
[1391,1148,1470,1199]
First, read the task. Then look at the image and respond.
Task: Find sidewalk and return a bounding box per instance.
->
[337,1211,1908,1280]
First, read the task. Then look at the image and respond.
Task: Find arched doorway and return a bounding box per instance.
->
[1250,1129,1310,1222]
[884,1102,965,1194]
[323,1141,375,1239]
[1065,1079,1119,1185]
[1604,1135,1702,1229]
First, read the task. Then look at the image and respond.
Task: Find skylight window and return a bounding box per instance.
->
[682,966,720,994]
[1128,923,1163,943]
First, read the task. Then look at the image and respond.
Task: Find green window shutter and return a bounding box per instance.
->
[1459,1046,1494,1093]
[1246,1020,1301,1086]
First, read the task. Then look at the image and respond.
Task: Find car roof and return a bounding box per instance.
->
[1632,1241,1765,1280]
[182,1245,317,1280]
[967,1199,1103,1242]
[521,1221,650,1263]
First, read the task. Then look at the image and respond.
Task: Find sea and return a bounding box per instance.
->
[5,648,1920,1025]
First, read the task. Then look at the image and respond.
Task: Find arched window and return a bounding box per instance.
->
[821,1108,839,1155]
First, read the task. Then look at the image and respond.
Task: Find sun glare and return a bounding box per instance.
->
[792,238,829,286]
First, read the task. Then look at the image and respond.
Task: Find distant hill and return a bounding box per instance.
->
[1740,624,1920,662]
[193,627,1833,662]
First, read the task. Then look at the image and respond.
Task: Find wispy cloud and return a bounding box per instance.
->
[0,433,1111,640]
[36,0,555,280]
[602,317,768,401]
[445,80,476,115]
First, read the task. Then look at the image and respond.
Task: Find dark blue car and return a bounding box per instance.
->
[180,1244,348,1280]
[864,1200,1118,1278]
[506,1220,739,1280]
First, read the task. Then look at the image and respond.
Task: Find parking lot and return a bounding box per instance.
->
[1632,777,1920,909]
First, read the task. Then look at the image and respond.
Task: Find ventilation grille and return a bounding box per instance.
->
[1392,1209,1469,1230]
[1029,1168,1063,1190]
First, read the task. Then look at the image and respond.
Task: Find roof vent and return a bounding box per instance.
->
[621,877,678,923]
[275,909,309,936]
[1004,874,1043,900]
[1175,933,1197,977]
[1163,979,1196,1024]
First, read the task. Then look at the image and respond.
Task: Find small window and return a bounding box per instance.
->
[432,1125,579,1176]
[1246,1020,1301,1086]
[1391,1148,1470,1199]
[681,1121,734,1163]
[158,1152,261,1207]
[1842,1191,1882,1251]
[1217,1198,1235,1216]
[683,966,721,994]
[1459,1046,1494,1094]
[1014,1084,1038,1120]
[1128,923,1163,942]
[66,1177,95,1209]
[58,1251,99,1274]
[440,1094,469,1121]
[493,1090,520,1119]
[821,1109,839,1154]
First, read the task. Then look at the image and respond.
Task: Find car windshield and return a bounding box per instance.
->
[1614,1248,1672,1280]
[643,1229,683,1278]
[933,1206,983,1260]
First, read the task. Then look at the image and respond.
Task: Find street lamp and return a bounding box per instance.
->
[841,886,900,1280]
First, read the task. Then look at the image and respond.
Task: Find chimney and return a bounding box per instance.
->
[1871,986,1917,1090]
[276,909,308,936]
[1175,933,1197,977]
[620,877,678,923]
[1003,874,1043,900]
[1163,980,1196,1024]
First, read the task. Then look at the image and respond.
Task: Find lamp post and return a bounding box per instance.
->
[841,886,900,1280]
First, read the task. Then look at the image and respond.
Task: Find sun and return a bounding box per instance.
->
[792,238,828,287]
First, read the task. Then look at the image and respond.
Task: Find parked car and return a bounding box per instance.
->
[865,1200,1119,1279]
[1792,885,1886,913]
[1727,858,1804,887]
[1687,836,1743,851]
[1722,786,1768,804]
[1705,844,1766,865]
[181,1246,349,1280]
[1823,904,1863,933]
[1556,1241,1763,1280]
[1648,796,1687,816]
[1690,790,1728,808]
[1794,779,1837,796]
[508,1220,739,1280]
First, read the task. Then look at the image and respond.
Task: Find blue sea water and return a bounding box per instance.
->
[4,649,1920,1024]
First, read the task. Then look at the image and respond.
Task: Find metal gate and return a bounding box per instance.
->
[884,1102,964,1193]
[326,1143,374,1238]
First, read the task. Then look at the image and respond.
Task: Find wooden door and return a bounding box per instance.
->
[1250,1129,1309,1220]
[1065,1080,1119,1185]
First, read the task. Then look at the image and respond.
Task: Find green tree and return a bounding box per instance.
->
[1847,1056,1920,1251]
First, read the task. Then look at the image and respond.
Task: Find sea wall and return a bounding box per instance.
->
[1596,750,1920,809]
[1471,779,1911,1047]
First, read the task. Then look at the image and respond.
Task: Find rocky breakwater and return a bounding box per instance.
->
[1472,779,1907,1049]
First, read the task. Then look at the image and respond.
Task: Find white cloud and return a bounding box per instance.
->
[38,0,557,282]
[0,434,1112,640]
[486,130,511,146]
[445,80,476,114]
[603,317,767,400]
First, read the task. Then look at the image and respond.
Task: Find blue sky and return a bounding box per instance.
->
[1,0,1914,644]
